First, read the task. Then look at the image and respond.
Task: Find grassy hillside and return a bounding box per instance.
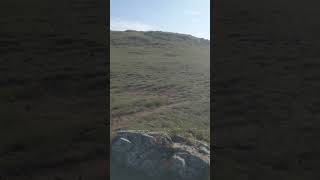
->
[110,30,210,142]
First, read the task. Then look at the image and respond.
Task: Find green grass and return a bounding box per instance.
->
[111,30,210,142]
[111,92,168,116]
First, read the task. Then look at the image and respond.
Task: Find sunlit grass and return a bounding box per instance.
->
[110,31,210,143]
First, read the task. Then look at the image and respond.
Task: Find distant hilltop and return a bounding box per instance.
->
[110,30,210,47]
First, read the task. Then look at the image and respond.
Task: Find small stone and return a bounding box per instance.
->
[199,146,210,155]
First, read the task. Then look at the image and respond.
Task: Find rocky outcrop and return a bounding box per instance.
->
[111,130,210,180]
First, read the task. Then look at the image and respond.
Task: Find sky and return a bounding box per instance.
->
[110,0,210,40]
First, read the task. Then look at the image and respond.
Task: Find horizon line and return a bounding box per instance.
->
[110,29,210,40]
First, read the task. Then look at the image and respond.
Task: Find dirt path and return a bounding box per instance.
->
[111,101,190,131]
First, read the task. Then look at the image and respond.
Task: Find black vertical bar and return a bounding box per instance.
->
[106,0,111,178]
[210,0,215,179]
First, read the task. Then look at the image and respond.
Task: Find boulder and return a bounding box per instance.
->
[111,130,210,180]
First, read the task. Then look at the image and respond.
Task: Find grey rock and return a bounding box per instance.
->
[199,146,210,155]
[171,134,187,143]
[169,154,186,178]
[111,130,210,180]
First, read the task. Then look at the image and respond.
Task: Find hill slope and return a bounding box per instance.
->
[110,30,210,142]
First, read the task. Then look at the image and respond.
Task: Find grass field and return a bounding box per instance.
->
[110,30,210,142]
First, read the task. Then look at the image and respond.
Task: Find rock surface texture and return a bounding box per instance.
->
[111,130,210,180]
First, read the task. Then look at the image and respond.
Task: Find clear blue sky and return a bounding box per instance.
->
[111,0,210,40]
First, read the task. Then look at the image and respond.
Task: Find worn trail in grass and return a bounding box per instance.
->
[111,101,190,131]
